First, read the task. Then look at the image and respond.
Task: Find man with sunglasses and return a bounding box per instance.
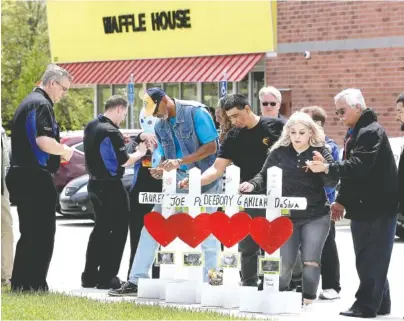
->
[308,88,398,318]
[109,87,222,296]
[6,64,74,292]
[258,86,287,123]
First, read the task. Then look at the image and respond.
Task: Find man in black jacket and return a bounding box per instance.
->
[309,88,398,318]
[6,64,74,291]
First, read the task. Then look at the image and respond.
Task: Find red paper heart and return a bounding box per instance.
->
[169,213,212,248]
[144,211,178,247]
[210,211,252,248]
[250,217,293,254]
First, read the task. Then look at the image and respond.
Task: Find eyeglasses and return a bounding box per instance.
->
[261,101,277,107]
[335,108,347,116]
[54,80,69,93]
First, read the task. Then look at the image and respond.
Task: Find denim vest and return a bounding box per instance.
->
[155,99,219,192]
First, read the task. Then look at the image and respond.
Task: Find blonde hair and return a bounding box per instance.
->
[271,111,325,152]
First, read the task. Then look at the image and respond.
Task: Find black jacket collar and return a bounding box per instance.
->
[353,108,377,132]
[34,87,54,107]
[97,114,119,129]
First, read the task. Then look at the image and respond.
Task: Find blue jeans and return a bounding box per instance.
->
[350,215,396,315]
[129,171,221,284]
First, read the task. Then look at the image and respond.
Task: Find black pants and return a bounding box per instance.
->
[238,208,266,286]
[127,168,162,279]
[83,180,129,285]
[6,167,57,291]
[320,221,341,292]
[350,215,396,315]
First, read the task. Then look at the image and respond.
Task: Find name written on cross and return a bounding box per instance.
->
[139,192,306,209]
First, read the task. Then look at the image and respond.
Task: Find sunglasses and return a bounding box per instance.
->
[261,101,277,107]
[335,108,347,116]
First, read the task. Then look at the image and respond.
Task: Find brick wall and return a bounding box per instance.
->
[267,1,404,145]
[277,0,404,43]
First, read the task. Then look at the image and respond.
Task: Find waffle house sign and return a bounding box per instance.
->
[46,1,277,63]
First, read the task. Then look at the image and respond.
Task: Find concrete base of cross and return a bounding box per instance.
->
[239,288,302,314]
[138,279,301,314]
[138,279,204,304]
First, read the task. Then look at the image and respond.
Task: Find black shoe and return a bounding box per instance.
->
[108,281,138,297]
[377,310,390,316]
[81,272,98,288]
[97,276,122,290]
[340,309,376,318]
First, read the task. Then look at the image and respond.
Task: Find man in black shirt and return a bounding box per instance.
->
[180,94,284,287]
[82,95,147,289]
[6,64,74,292]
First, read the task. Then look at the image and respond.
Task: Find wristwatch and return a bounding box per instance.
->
[176,158,183,166]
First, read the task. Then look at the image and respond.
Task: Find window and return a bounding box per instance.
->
[113,85,126,96]
[164,83,180,99]
[97,86,112,115]
[147,83,163,89]
[237,76,248,97]
[182,83,197,100]
[202,83,218,108]
[112,84,144,128]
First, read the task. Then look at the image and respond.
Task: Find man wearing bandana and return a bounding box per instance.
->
[109,88,221,296]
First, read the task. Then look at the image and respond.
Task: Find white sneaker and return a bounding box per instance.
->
[319,289,340,300]
[302,303,313,313]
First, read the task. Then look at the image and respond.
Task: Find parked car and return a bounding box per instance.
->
[54,129,141,212]
[59,167,135,219]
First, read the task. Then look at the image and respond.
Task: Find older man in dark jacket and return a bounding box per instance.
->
[309,88,398,319]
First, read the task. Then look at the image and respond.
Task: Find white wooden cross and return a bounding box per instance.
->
[138,165,307,311]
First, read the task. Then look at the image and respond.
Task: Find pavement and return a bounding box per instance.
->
[7,208,404,320]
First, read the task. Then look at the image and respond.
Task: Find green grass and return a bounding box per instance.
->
[1,287,268,320]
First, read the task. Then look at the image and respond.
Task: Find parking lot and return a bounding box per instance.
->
[8,207,404,320]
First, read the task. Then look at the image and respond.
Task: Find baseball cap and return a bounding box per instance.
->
[143,87,166,116]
